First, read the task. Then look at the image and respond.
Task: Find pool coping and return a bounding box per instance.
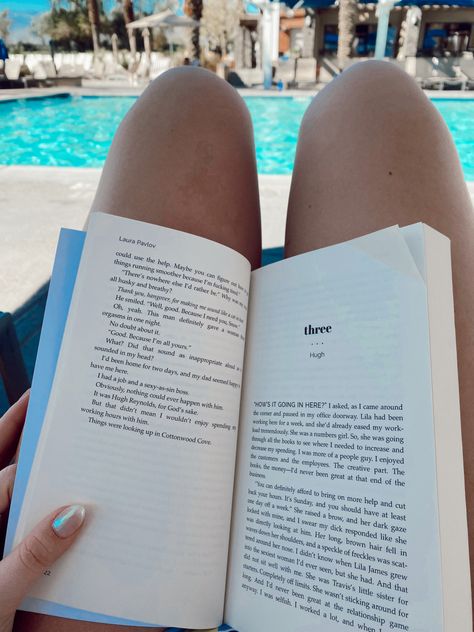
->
[1,85,474,102]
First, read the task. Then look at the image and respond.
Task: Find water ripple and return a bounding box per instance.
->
[0,94,472,179]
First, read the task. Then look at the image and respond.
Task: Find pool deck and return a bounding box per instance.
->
[1,84,474,102]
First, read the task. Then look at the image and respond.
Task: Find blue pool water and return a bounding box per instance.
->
[1,94,473,179]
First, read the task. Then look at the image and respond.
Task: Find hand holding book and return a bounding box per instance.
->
[0,392,87,632]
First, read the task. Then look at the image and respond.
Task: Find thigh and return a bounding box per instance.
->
[285,61,472,255]
[17,67,261,632]
[285,59,474,599]
[90,66,261,269]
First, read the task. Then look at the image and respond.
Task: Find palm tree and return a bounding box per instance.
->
[337,0,358,71]
[184,0,203,62]
[87,0,100,57]
[201,0,242,58]
[0,9,11,41]
[120,0,135,54]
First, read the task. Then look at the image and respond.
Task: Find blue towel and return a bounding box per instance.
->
[0,39,9,62]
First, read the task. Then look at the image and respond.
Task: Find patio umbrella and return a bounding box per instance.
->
[126,10,199,61]
[126,9,174,30]
[127,10,172,63]
[161,15,199,28]
[160,14,199,58]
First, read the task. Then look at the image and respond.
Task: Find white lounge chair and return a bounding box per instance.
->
[416,57,465,90]
[149,53,171,80]
[295,57,317,87]
[57,63,83,78]
[459,57,474,90]
[4,59,21,81]
[275,59,296,87]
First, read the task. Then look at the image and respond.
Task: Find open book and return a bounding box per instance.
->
[5,212,471,632]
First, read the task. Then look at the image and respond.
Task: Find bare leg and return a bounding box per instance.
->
[285,60,474,600]
[91,66,261,268]
[15,67,261,632]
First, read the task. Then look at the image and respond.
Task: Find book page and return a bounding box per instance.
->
[225,227,446,632]
[13,213,250,628]
[402,224,471,630]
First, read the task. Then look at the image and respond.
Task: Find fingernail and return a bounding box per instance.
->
[52,505,86,539]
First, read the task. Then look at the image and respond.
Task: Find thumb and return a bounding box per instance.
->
[0,505,86,615]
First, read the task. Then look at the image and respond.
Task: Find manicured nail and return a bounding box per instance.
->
[52,505,86,539]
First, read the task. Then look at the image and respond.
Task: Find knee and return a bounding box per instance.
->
[125,66,253,135]
[302,60,441,135]
[148,66,243,107]
[149,65,232,95]
[337,60,425,106]
[340,59,415,86]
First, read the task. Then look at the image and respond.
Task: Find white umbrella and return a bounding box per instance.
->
[126,9,175,31]
[162,15,199,28]
[126,11,199,65]
[161,15,200,56]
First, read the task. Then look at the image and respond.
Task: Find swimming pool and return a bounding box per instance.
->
[1,94,473,179]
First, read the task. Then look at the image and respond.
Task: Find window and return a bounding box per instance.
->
[322,23,397,57]
[422,22,472,55]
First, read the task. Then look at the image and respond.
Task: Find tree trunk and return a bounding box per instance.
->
[87,0,100,57]
[122,0,135,55]
[122,0,134,26]
[337,0,358,71]
[185,0,203,62]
